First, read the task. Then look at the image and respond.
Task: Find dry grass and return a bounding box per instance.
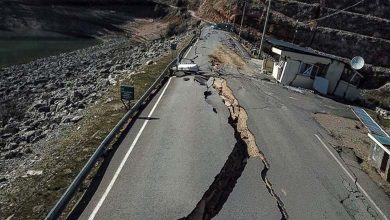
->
[209,46,249,72]
[314,113,370,159]
[314,112,390,196]
[0,36,192,220]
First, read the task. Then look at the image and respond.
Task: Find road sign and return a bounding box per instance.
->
[171,43,177,50]
[120,85,134,101]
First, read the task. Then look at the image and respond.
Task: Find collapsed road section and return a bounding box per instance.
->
[180,78,288,220]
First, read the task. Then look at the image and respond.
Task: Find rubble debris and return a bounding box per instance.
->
[194,75,209,86]
[25,170,43,177]
[376,107,390,120]
[284,86,305,94]
[175,71,186,77]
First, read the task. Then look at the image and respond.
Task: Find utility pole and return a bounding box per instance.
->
[227,1,233,23]
[232,2,238,28]
[238,0,247,41]
[258,0,271,58]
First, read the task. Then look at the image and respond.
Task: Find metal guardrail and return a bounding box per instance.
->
[45,34,198,220]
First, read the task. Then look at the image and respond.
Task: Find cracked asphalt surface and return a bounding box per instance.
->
[74,26,390,219]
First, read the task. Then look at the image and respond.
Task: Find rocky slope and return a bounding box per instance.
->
[0,34,189,176]
[0,0,197,184]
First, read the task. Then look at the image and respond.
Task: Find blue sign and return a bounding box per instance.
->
[120,86,134,101]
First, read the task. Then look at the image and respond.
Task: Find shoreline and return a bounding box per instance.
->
[0,36,100,68]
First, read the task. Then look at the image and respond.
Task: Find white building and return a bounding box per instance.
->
[267,38,363,101]
[352,106,390,182]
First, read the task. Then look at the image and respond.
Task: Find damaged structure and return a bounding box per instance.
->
[352,107,390,182]
[369,133,390,182]
[267,38,363,101]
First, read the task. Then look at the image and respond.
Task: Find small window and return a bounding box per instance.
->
[341,68,362,87]
[350,74,362,86]
[299,63,313,76]
[298,62,327,79]
[341,68,354,82]
[316,64,328,77]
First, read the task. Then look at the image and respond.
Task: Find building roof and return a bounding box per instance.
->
[369,133,390,155]
[265,37,350,65]
[351,106,389,137]
[351,106,390,154]
[266,37,315,55]
[372,134,390,147]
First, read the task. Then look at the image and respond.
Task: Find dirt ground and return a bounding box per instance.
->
[209,46,250,72]
[122,18,169,42]
[314,113,390,196]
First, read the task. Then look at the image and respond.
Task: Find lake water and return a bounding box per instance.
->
[0,37,99,68]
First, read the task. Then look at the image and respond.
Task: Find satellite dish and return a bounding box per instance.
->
[351,56,365,70]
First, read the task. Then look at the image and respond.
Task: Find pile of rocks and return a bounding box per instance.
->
[0,33,189,175]
[376,107,390,120]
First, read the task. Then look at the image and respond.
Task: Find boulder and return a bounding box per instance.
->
[70,115,83,123]
[114,64,124,71]
[4,149,23,159]
[38,106,50,113]
[3,121,21,132]
[146,60,154,65]
[73,90,84,100]
[1,133,12,139]
[5,142,18,151]
[23,130,36,142]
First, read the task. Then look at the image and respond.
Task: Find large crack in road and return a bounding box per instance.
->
[214,78,289,220]
[180,78,288,220]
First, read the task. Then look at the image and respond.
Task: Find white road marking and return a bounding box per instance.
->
[88,77,173,220]
[184,39,198,59]
[315,134,388,220]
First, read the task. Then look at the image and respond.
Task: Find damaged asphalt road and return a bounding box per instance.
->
[179,27,389,219]
[75,26,389,220]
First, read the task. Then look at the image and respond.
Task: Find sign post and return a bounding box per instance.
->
[170,42,177,61]
[120,85,134,110]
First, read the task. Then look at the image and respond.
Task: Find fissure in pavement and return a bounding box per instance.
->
[180,78,289,220]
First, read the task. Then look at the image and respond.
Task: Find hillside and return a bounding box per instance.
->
[1,0,388,89]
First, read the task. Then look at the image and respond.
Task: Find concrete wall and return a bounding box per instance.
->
[325,61,344,94]
[291,75,313,89]
[370,142,390,182]
[263,59,274,72]
[333,80,361,101]
[371,143,385,168]
[272,63,282,80]
[279,59,300,84]
[386,158,390,182]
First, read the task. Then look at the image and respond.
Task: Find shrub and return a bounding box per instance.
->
[166,19,188,37]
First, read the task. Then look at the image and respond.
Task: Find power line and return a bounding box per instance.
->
[305,0,365,23]
[238,0,248,40]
